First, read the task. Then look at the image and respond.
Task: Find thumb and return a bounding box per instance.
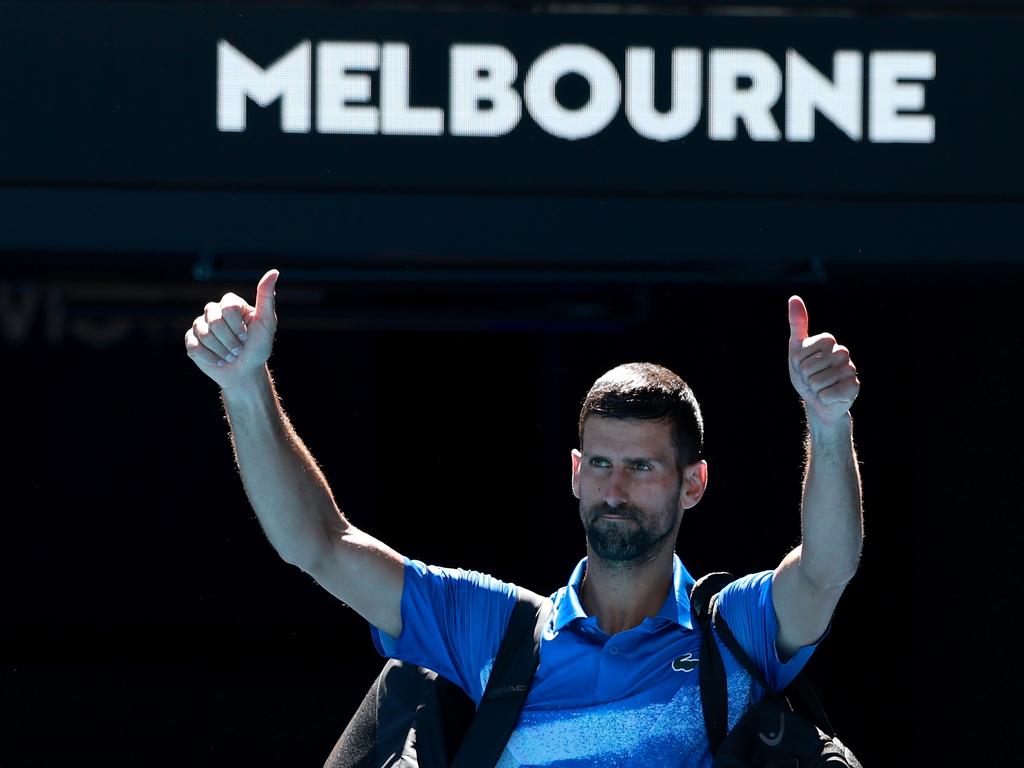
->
[253,269,280,324]
[788,295,809,347]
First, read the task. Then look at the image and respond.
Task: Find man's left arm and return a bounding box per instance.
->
[771,295,864,661]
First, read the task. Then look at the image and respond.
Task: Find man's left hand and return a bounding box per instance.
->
[787,295,860,427]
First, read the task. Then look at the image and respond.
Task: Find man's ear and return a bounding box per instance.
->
[571,448,582,499]
[680,460,709,509]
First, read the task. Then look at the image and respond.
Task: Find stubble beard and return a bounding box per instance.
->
[582,493,681,568]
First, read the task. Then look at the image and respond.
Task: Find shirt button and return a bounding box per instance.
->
[609,646,620,655]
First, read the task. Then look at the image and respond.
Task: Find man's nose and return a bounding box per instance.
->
[601,467,631,507]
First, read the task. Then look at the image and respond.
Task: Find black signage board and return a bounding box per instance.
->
[0,2,1018,199]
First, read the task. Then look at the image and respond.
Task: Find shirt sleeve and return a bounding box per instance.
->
[368,556,519,705]
[715,570,830,693]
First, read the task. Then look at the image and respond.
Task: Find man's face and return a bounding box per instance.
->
[571,415,707,566]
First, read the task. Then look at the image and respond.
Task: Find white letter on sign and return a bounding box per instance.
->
[625,47,701,141]
[317,42,380,134]
[524,45,621,140]
[217,40,311,132]
[868,51,935,143]
[449,45,521,137]
[381,43,444,136]
[708,49,782,141]
[785,49,863,141]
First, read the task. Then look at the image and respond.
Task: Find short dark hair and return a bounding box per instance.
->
[577,362,704,472]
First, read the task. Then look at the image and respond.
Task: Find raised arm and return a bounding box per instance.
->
[771,296,864,660]
[184,270,405,638]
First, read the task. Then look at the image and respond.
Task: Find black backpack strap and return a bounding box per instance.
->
[692,571,839,755]
[449,585,553,768]
[710,597,772,691]
[788,670,835,737]
[690,572,734,755]
[713,597,837,737]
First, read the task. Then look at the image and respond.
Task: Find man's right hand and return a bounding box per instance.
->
[184,269,280,390]
[186,267,407,638]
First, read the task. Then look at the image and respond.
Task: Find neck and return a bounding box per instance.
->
[579,546,675,635]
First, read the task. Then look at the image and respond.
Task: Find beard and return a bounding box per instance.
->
[582,495,680,566]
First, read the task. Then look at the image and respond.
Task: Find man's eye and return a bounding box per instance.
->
[590,458,610,467]
[632,463,651,471]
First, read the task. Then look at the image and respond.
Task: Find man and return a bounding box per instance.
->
[185,269,863,766]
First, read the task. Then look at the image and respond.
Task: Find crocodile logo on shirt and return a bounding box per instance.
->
[671,653,698,672]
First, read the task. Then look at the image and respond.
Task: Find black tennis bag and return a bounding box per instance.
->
[323,586,552,768]
[690,573,863,767]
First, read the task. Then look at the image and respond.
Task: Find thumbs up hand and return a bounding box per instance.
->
[185,269,280,390]
[787,296,860,427]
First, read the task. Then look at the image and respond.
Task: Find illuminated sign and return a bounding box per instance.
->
[217,41,936,143]
[3,4,1018,196]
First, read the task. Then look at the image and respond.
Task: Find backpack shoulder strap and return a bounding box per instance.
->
[710,596,772,690]
[691,572,734,755]
[449,585,553,768]
[692,571,838,753]
[712,596,837,737]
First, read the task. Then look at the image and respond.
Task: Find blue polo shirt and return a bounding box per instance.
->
[370,554,825,767]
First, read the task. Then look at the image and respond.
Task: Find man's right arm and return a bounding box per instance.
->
[185,269,404,638]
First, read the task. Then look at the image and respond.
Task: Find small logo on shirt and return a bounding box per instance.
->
[671,653,698,672]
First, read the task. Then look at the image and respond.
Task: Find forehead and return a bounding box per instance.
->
[581,415,675,459]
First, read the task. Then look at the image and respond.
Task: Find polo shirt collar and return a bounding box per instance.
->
[552,552,697,633]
